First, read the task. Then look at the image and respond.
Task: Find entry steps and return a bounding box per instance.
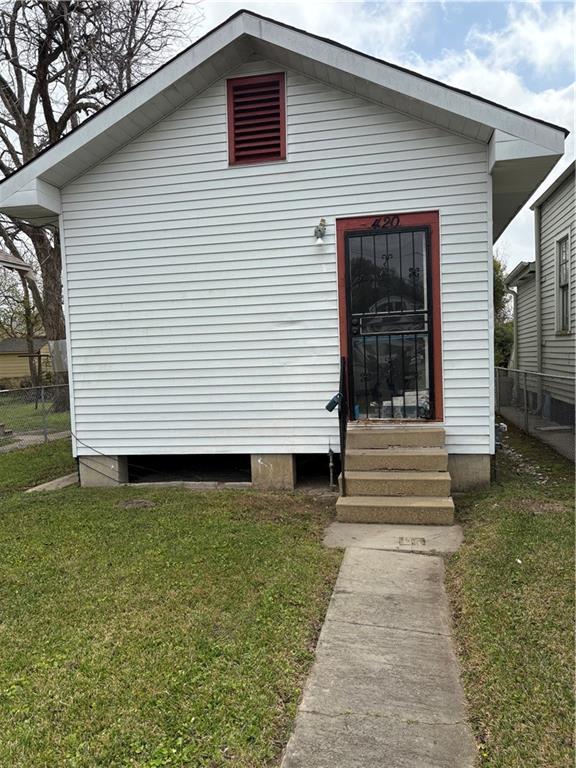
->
[336,425,454,525]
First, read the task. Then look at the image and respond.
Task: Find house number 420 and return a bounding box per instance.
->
[371,215,400,228]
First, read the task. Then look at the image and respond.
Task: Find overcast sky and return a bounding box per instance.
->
[192,0,574,270]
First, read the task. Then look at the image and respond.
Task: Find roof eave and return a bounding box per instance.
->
[530,160,576,210]
[491,130,564,242]
[505,261,536,286]
[0,179,61,225]
[245,13,567,152]
[0,9,568,220]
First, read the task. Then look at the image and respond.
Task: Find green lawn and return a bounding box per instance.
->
[0,438,76,493]
[0,441,341,768]
[0,400,70,434]
[446,425,574,768]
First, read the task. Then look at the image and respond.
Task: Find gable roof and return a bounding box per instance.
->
[0,9,568,239]
[0,249,36,279]
[530,160,575,210]
[0,337,47,355]
[505,261,536,286]
[2,7,568,187]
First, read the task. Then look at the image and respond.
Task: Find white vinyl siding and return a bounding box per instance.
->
[539,171,575,404]
[61,58,492,456]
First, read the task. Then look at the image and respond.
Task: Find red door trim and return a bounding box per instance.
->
[336,210,443,422]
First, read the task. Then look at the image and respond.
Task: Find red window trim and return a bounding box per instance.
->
[227,72,286,166]
[336,210,444,422]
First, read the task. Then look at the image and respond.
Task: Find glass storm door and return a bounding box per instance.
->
[345,226,435,420]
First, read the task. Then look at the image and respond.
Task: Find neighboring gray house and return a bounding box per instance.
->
[506,161,575,425]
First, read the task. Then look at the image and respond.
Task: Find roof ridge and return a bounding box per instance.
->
[237,8,569,136]
[0,8,569,187]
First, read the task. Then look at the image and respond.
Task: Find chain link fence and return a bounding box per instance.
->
[495,367,575,461]
[0,385,71,451]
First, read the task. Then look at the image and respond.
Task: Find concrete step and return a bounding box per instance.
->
[336,495,455,525]
[342,470,451,497]
[346,446,448,472]
[347,426,445,449]
[0,424,12,437]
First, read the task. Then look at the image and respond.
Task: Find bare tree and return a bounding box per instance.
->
[0,0,200,355]
[0,265,41,337]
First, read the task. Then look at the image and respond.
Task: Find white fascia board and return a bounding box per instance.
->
[489,129,564,240]
[0,15,245,201]
[0,179,61,223]
[489,130,560,171]
[505,261,535,286]
[244,15,566,153]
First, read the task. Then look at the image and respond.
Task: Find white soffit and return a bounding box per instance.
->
[0,9,568,222]
[490,129,564,241]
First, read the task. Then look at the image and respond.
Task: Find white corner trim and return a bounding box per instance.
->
[57,214,78,457]
[487,172,496,454]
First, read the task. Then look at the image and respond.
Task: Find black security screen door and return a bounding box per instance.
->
[345,226,435,420]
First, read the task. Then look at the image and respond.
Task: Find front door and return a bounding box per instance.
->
[342,216,438,420]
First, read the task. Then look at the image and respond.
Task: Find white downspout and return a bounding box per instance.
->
[506,288,518,369]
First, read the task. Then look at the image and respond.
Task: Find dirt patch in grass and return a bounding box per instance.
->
[515,499,568,515]
[120,498,157,509]
[446,424,574,768]
[230,489,336,528]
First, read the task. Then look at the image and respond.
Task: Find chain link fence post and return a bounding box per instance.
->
[40,385,48,443]
[522,371,529,432]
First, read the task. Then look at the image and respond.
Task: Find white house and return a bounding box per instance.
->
[0,11,567,523]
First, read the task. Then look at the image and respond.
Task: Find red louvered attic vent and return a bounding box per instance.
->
[227,73,286,165]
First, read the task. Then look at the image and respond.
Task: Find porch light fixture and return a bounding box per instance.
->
[314,218,327,244]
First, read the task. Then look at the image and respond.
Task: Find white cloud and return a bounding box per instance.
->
[467,1,575,75]
[406,47,574,138]
[403,6,574,268]
[199,1,432,61]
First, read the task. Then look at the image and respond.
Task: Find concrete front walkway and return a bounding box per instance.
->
[281,523,477,768]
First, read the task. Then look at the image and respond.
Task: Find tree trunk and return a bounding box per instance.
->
[29,228,65,341]
[19,275,39,387]
[28,228,68,409]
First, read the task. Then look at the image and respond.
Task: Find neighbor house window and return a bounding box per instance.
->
[557,234,570,332]
[227,73,286,165]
